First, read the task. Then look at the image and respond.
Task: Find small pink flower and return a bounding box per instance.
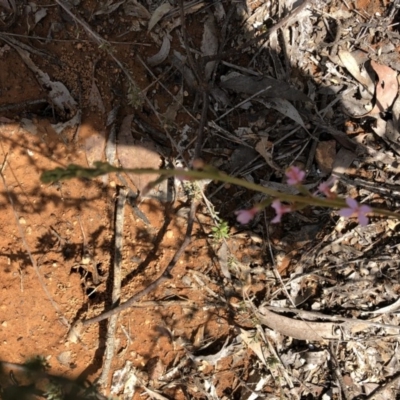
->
[235,207,259,224]
[339,198,372,226]
[317,176,337,198]
[285,166,305,186]
[271,200,292,223]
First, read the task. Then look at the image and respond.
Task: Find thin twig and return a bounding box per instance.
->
[98,187,128,387]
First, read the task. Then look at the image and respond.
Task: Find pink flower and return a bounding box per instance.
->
[271,200,292,223]
[317,176,337,198]
[285,166,305,186]
[339,198,372,226]
[235,207,259,224]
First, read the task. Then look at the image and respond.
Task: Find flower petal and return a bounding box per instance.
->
[345,197,358,209]
[271,215,281,224]
[358,214,369,226]
[339,208,354,218]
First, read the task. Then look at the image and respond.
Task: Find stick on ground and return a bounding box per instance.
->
[98,186,128,387]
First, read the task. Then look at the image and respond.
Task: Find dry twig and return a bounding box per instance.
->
[98,187,128,387]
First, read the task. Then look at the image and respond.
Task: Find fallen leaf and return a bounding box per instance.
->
[315,140,336,175]
[369,60,398,115]
[34,8,47,24]
[220,74,310,102]
[261,98,307,130]
[147,35,170,66]
[148,2,172,31]
[240,329,268,366]
[332,148,356,175]
[338,50,374,93]
[255,137,282,172]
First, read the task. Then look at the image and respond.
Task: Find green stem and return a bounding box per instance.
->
[40,162,400,220]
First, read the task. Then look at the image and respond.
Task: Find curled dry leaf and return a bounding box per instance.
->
[148,2,172,31]
[147,35,170,66]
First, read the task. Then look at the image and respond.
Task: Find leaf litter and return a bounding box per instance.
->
[4,0,400,399]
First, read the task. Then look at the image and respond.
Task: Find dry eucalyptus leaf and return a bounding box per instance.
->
[147,35,170,66]
[148,2,172,31]
[261,98,306,130]
[240,329,268,366]
[255,137,282,172]
[369,60,398,115]
[338,50,374,93]
[220,74,310,102]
